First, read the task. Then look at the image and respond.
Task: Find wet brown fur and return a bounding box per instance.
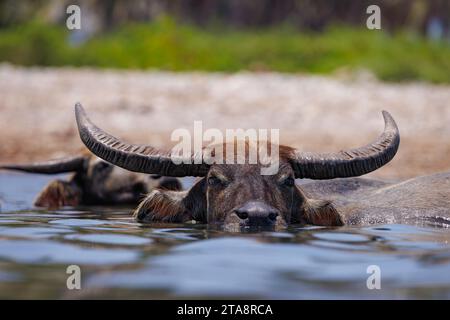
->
[35,180,82,208]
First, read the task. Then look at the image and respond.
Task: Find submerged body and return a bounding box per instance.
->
[300,172,450,226]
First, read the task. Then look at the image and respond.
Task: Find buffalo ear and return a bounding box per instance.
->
[302,198,344,226]
[134,178,207,223]
[134,189,188,222]
[34,180,82,208]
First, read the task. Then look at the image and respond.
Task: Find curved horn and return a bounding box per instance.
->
[75,103,209,177]
[0,156,86,174]
[291,111,400,179]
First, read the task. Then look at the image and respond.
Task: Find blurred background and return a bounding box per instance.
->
[1,0,449,79]
[0,0,449,179]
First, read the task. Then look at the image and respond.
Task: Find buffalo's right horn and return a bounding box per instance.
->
[75,103,209,177]
[0,156,86,174]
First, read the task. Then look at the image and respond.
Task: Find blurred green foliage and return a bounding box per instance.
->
[0,18,449,83]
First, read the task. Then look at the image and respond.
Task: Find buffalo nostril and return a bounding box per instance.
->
[268,212,278,221]
[235,210,249,220]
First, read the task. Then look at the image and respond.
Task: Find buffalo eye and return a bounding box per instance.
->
[95,162,111,172]
[208,176,224,187]
[281,176,295,187]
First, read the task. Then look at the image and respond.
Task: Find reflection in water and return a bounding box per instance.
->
[0,173,450,299]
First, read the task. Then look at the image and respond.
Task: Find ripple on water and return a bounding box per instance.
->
[65,233,152,246]
[0,226,72,239]
[0,219,20,224]
[49,219,105,227]
[86,237,368,298]
[0,240,139,265]
[313,232,370,243]
[86,234,450,299]
[150,228,204,241]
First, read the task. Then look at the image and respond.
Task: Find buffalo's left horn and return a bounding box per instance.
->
[0,156,86,174]
[75,103,209,177]
[291,111,400,179]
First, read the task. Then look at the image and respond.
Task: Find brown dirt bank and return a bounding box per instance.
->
[1,65,449,179]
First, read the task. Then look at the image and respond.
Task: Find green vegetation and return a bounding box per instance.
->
[0,18,449,83]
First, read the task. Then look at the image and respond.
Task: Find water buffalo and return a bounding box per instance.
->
[0,153,181,208]
[74,103,413,229]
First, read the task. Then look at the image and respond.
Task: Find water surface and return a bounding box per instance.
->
[1,172,450,299]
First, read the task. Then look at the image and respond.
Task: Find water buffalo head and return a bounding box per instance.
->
[0,153,181,208]
[75,103,400,229]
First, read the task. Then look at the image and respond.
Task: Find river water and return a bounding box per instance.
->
[0,172,450,299]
